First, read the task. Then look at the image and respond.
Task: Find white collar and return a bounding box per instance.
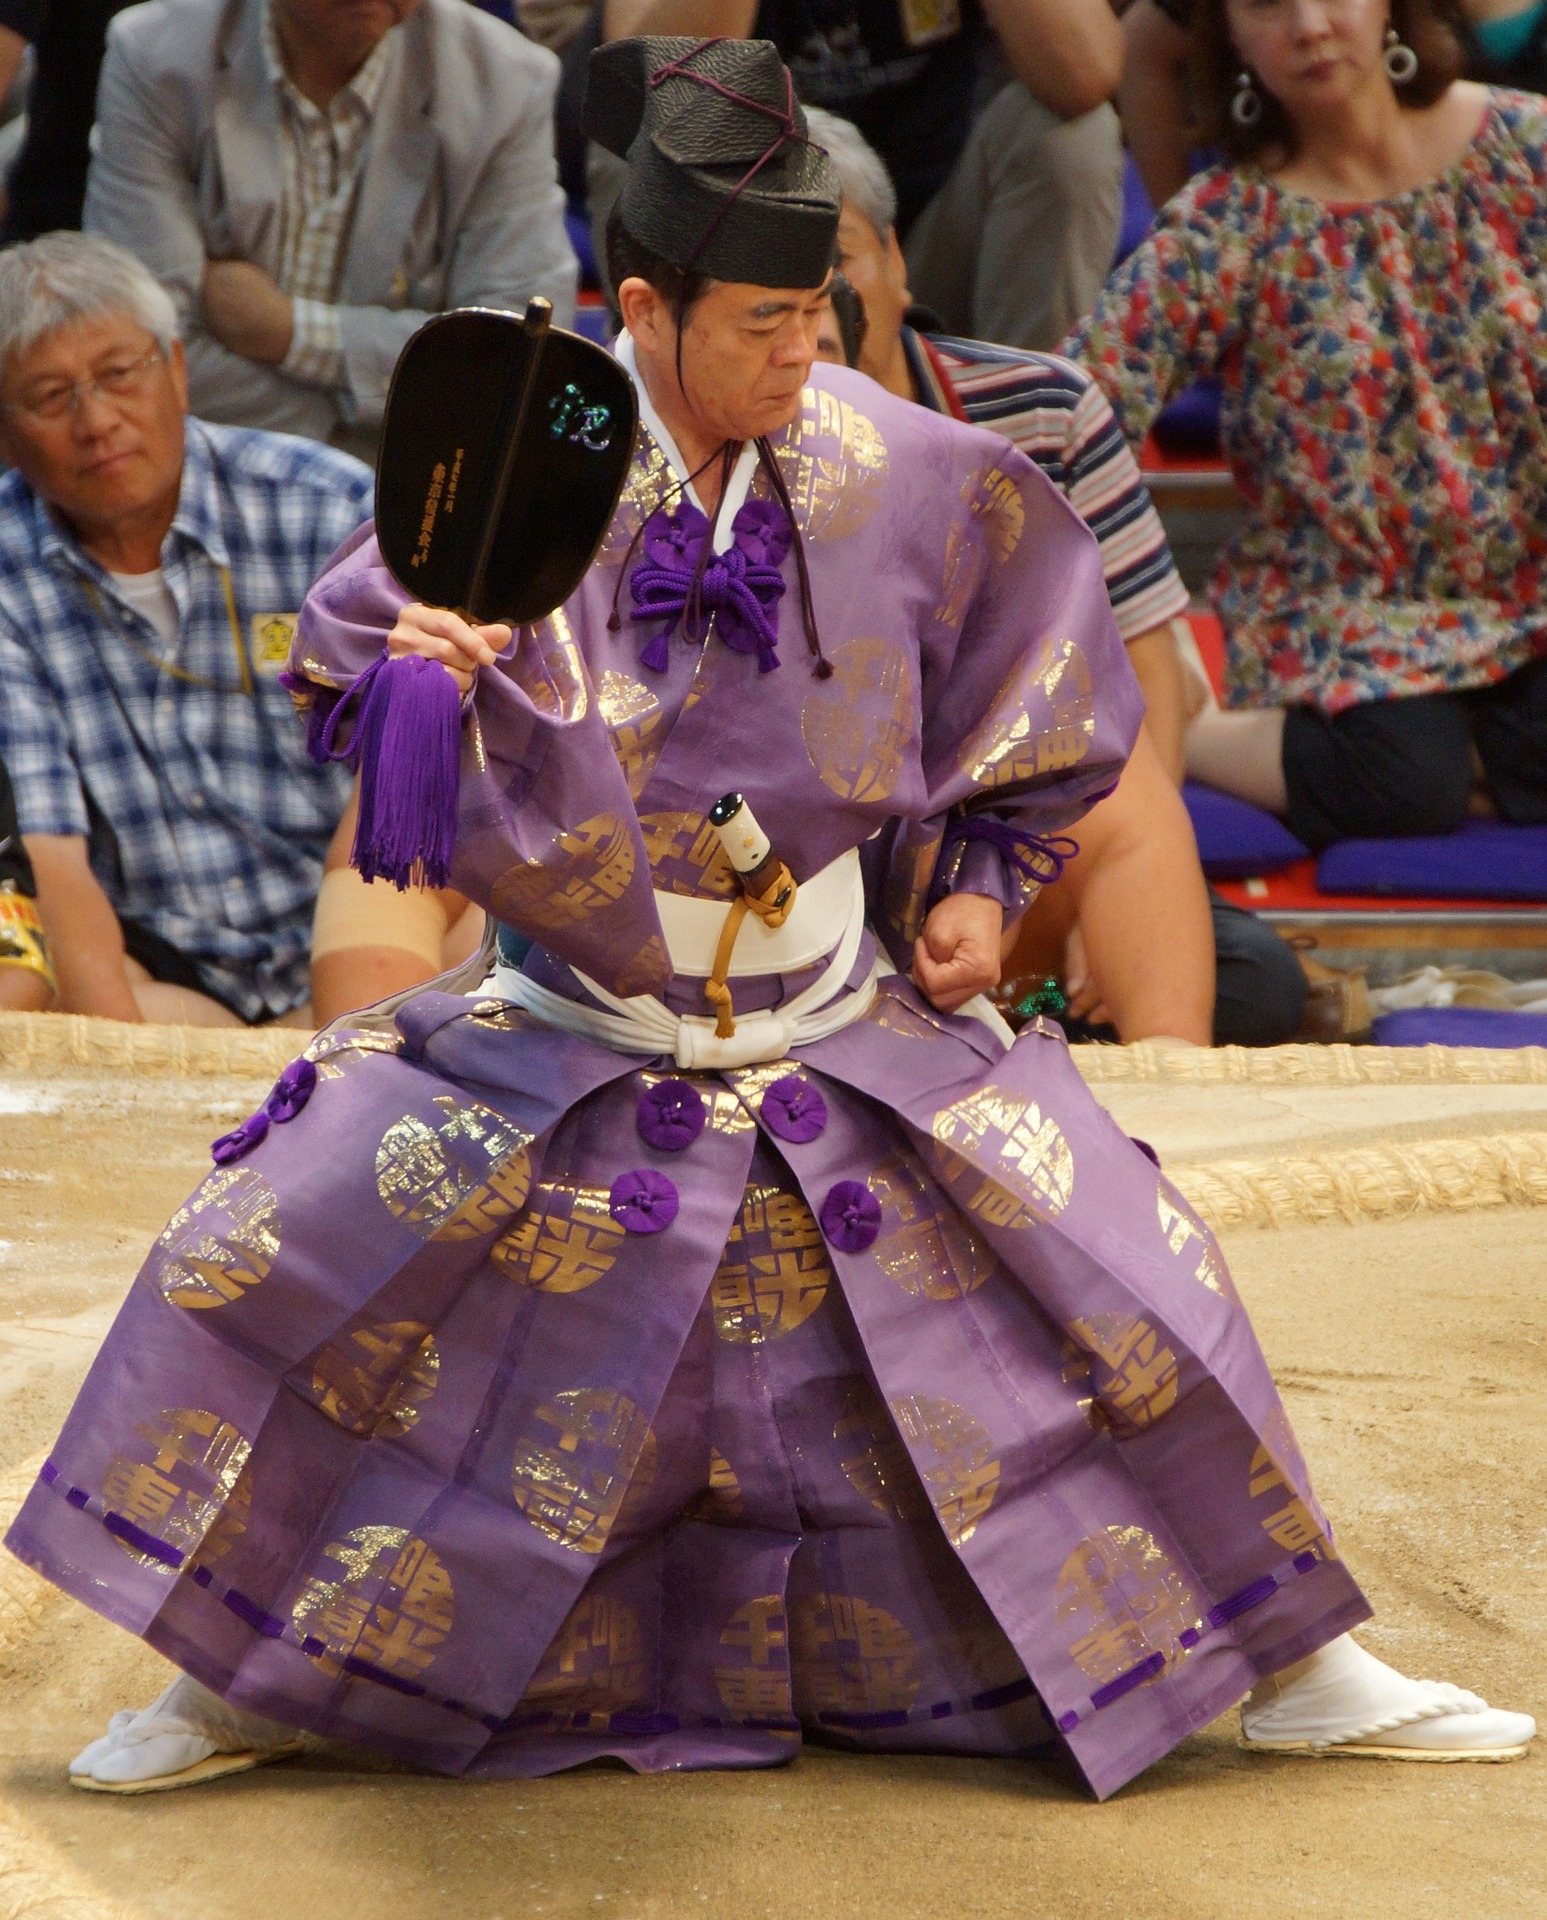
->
[615,331,760,555]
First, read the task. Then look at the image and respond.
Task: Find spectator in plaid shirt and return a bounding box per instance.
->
[0,233,372,1026]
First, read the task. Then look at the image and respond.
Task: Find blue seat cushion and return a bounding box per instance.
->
[1183,782,1310,877]
[1317,820,1547,901]
[1372,1006,1547,1049]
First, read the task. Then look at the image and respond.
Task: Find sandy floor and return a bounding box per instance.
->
[1,1032,1544,1920]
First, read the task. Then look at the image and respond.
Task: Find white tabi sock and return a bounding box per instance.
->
[70,1675,300,1787]
[1242,1633,1536,1755]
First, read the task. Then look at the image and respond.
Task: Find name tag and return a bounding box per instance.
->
[250,613,298,676]
[898,0,960,50]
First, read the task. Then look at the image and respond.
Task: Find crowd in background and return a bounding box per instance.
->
[0,0,1544,1046]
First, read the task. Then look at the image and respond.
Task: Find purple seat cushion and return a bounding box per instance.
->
[1317,820,1547,902]
[1117,151,1156,264]
[1372,1007,1547,1049]
[1183,783,1310,878]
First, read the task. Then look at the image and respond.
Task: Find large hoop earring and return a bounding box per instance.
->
[1231,70,1263,129]
[1384,25,1419,85]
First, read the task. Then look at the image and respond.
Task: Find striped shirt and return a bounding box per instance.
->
[905,328,1190,643]
[264,2,396,391]
[0,420,373,1020]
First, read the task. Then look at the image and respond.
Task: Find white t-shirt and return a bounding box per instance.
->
[108,568,180,656]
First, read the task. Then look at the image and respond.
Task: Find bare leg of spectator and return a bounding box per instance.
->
[124,959,243,1028]
[903,86,1122,350]
[1186,706,1291,815]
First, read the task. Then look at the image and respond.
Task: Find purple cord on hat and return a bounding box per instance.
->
[819,1180,881,1253]
[637,1078,708,1152]
[610,1168,680,1234]
[760,1074,827,1144]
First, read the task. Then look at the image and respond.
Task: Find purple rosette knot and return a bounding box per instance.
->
[609,1168,680,1235]
[629,498,790,675]
[636,1079,708,1153]
[759,1074,827,1145]
[819,1180,882,1254]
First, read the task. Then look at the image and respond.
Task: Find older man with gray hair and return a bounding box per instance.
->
[806,106,1312,1051]
[0,231,373,1027]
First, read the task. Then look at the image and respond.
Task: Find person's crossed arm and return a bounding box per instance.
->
[603,0,1121,122]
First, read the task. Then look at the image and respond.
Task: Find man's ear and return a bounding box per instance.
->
[167,338,190,412]
[617,275,669,354]
[884,226,911,303]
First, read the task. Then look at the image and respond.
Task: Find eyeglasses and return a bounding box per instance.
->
[1,344,166,424]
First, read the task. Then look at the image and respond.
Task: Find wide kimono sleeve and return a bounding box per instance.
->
[872,439,1145,962]
[291,523,670,999]
[1062,168,1260,448]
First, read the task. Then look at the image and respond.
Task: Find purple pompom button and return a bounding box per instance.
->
[760,1074,827,1144]
[267,1057,318,1123]
[610,1168,679,1234]
[637,1079,707,1153]
[211,1109,271,1165]
[819,1179,881,1253]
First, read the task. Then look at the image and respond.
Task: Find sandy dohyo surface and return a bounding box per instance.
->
[0,1025,1543,1920]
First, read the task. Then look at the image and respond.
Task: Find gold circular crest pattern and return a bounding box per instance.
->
[596,669,667,799]
[491,1175,627,1293]
[686,1446,745,1524]
[711,1182,833,1344]
[101,1406,252,1570]
[767,387,889,542]
[799,637,915,802]
[636,809,739,899]
[867,1153,998,1300]
[834,1378,930,1523]
[955,632,1096,792]
[374,1094,533,1241]
[291,1525,455,1682]
[1248,1407,1336,1562]
[928,1085,1075,1222]
[1055,1525,1202,1687]
[510,1387,656,1554]
[1157,1184,1238,1302]
[887,1394,1001,1546]
[1066,1314,1180,1432]
[493,813,638,933]
[715,1594,794,1722]
[526,1592,650,1725]
[299,1320,440,1438]
[151,1166,281,1309]
[791,1591,923,1717]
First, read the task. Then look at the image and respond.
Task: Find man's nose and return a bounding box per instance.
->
[70,385,118,437]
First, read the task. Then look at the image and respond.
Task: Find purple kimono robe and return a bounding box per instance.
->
[5,364,1368,1800]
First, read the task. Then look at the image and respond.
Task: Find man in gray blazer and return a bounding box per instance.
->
[85,0,577,459]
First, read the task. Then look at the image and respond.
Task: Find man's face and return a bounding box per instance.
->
[0,313,188,537]
[630,275,834,443]
[274,0,423,61]
[833,203,909,382]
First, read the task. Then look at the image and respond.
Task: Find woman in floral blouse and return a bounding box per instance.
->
[1071,0,1547,850]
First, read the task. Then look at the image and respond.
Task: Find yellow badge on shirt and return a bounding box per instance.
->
[898,0,960,49]
[250,613,299,676]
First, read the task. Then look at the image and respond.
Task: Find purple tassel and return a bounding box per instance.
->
[350,653,464,891]
[280,668,349,767]
[929,816,1079,907]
